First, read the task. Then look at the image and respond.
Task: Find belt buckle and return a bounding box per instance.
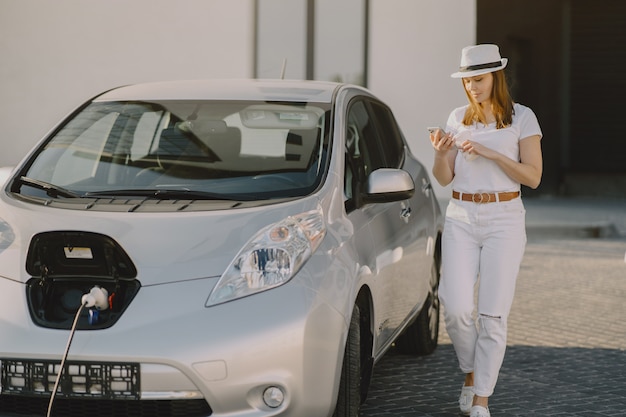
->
[471,193,491,203]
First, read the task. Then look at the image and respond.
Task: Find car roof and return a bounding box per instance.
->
[95,79,343,103]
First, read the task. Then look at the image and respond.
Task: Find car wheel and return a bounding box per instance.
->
[332,304,361,417]
[395,258,440,355]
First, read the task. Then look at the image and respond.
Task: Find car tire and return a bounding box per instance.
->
[395,259,440,355]
[332,304,361,417]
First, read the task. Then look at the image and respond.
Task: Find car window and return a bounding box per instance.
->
[344,98,390,209]
[368,101,405,168]
[42,111,118,186]
[130,111,166,161]
[346,100,385,177]
[18,100,332,201]
[343,97,409,210]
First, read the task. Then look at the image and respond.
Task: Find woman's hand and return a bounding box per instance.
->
[430,129,455,153]
[456,139,496,160]
[429,129,457,186]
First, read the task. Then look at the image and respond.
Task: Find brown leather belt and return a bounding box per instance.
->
[452,190,520,203]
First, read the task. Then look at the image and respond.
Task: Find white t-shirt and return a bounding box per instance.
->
[445,103,542,193]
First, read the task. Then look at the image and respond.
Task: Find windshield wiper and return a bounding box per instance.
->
[17,176,81,198]
[83,188,251,201]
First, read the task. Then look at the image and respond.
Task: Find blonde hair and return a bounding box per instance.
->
[461,70,514,129]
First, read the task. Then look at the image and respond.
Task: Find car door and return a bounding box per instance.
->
[344,98,432,354]
[367,100,435,309]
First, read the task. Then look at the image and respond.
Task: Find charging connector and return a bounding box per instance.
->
[81,285,109,310]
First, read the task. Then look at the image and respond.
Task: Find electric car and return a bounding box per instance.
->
[0,79,443,417]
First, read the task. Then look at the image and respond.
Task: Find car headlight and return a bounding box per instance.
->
[0,218,15,254]
[206,208,326,306]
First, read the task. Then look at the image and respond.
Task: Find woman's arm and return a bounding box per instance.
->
[430,131,457,186]
[463,135,543,189]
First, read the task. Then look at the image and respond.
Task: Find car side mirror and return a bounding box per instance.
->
[363,168,415,204]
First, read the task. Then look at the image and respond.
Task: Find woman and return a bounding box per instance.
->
[429,44,542,417]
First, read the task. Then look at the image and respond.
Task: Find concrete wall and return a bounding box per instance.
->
[0,0,475,201]
[368,0,476,201]
[0,0,254,167]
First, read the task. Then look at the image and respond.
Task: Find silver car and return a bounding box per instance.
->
[0,79,443,417]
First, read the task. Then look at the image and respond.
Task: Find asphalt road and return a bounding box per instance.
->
[361,233,626,417]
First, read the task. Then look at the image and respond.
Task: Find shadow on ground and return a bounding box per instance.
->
[361,344,626,417]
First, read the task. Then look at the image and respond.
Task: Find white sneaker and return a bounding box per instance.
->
[458,385,474,415]
[469,405,491,417]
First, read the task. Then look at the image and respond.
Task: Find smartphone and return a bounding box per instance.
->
[427,126,445,135]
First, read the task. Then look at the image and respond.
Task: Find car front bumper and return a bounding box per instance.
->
[0,274,349,417]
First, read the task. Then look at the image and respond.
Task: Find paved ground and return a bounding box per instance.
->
[361,197,626,417]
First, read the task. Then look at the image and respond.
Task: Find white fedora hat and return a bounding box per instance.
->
[451,44,508,78]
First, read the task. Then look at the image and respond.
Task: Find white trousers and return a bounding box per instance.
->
[439,197,527,397]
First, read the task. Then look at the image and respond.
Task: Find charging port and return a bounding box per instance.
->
[25,231,140,330]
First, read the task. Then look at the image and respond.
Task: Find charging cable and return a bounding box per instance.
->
[46,301,84,417]
[46,286,108,417]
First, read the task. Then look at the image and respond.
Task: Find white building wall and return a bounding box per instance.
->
[368,0,476,200]
[0,0,254,167]
[1,0,475,201]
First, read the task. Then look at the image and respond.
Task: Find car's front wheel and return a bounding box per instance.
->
[332,304,361,417]
[395,257,441,355]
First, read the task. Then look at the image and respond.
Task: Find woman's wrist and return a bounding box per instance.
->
[434,149,452,158]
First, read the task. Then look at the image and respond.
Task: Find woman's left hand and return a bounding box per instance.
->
[457,140,497,160]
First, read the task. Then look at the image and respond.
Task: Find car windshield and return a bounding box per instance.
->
[17,100,331,201]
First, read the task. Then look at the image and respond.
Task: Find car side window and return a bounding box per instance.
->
[368,101,405,168]
[344,99,386,210]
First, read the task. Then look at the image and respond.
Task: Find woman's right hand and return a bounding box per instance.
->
[429,129,455,153]
[429,128,457,186]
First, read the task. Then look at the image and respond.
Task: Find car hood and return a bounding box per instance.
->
[0,195,319,286]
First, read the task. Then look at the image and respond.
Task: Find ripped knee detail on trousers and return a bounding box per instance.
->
[478,313,508,335]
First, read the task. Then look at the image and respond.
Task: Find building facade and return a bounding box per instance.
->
[1,0,622,197]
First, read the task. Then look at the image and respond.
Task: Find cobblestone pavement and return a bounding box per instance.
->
[361,235,626,417]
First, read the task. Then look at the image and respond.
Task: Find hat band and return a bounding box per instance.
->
[458,60,502,72]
